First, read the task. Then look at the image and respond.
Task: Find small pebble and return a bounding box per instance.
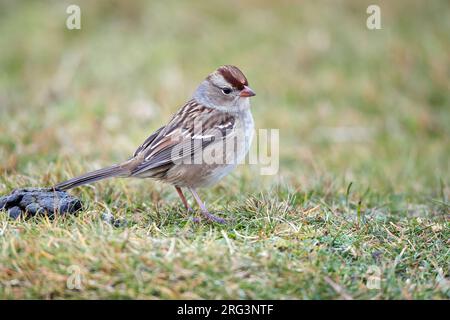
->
[372,250,382,262]
[101,212,114,223]
[101,212,127,228]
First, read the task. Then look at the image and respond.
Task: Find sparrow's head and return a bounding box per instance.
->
[193,65,255,112]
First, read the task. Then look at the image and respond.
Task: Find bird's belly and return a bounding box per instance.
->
[165,163,236,188]
[163,109,254,188]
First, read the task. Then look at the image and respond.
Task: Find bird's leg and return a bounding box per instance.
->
[175,186,193,213]
[188,187,226,224]
[175,187,202,223]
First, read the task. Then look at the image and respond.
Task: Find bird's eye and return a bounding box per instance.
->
[221,88,232,95]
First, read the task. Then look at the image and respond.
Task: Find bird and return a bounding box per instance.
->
[55,65,256,223]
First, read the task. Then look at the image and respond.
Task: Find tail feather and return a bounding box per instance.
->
[55,164,127,191]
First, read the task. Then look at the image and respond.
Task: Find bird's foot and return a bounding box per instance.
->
[201,210,227,224]
[185,206,226,224]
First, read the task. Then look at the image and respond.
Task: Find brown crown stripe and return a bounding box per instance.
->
[217,65,248,90]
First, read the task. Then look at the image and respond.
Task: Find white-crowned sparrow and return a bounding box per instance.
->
[55,65,256,223]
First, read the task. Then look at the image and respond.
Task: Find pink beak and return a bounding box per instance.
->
[239,86,256,97]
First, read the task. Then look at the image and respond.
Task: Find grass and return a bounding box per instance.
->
[0,0,449,299]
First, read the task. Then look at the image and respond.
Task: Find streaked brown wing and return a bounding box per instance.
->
[132,126,165,157]
[130,100,236,177]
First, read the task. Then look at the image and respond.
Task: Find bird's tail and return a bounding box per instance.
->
[55,164,128,191]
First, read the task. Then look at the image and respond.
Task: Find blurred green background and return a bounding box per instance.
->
[0,0,449,195]
[0,0,448,299]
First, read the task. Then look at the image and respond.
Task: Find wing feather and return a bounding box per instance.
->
[130,100,236,177]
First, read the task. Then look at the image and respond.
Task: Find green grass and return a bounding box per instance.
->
[0,0,449,299]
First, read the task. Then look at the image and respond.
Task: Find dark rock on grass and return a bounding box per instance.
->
[0,188,83,219]
[101,212,128,228]
[8,206,22,220]
[0,192,21,209]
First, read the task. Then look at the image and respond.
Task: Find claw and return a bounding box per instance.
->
[191,216,202,223]
[202,211,227,224]
[187,187,227,224]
